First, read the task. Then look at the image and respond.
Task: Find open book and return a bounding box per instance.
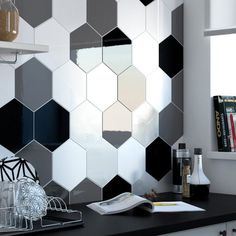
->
[87,192,205,215]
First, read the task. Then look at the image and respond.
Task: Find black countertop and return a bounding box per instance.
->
[7,192,236,236]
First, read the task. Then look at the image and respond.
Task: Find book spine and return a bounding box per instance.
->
[213,96,230,151]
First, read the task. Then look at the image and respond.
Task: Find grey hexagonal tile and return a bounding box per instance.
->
[87,0,117,36]
[172,70,183,111]
[16,141,52,187]
[172,4,183,45]
[159,103,183,146]
[146,0,158,41]
[70,178,102,204]
[15,58,52,111]
[70,23,102,72]
[161,0,183,11]
[159,0,171,42]
[16,0,52,27]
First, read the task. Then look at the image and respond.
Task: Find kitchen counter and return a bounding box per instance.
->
[5,192,236,236]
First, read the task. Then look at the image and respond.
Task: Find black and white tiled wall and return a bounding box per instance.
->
[0,0,183,203]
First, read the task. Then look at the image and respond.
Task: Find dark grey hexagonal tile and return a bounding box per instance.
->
[87,0,117,36]
[172,4,183,45]
[0,99,33,153]
[103,175,131,200]
[139,0,155,6]
[159,103,183,146]
[16,141,52,186]
[146,137,171,181]
[44,181,69,204]
[35,100,69,152]
[70,23,102,72]
[172,70,183,111]
[15,58,52,111]
[159,35,183,78]
[16,0,52,27]
[70,178,102,204]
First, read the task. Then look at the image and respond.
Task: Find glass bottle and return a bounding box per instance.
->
[182,158,191,198]
[0,0,19,41]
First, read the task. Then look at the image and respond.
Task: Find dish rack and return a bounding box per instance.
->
[0,196,83,234]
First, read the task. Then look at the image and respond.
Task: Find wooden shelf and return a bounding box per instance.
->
[204,26,236,36]
[208,151,236,160]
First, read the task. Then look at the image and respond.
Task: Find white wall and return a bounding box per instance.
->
[184,0,236,194]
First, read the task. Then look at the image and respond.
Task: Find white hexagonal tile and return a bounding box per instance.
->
[53,139,86,191]
[87,64,117,111]
[0,64,14,108]
[53,0,86,32]
[161,0,183,11]
[147,69,171,112]
[133,32,159,76]
[35,18,70,71]
[117,0,145,40]
[87,139,118,187]
[146,0,158,42]
[0,145,14,159]
[70,101,102,150]
[118,138,145,184]
[132,102,159,147]
[53,61,86,111]
[159,0,171,42]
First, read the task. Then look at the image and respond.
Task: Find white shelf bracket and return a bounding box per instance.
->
[0,52,18,64]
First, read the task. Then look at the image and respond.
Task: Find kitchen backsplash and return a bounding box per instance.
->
[0,0,183,203]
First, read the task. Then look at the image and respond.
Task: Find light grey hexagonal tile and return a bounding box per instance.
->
[118,66,146,111]
[103,102,132,148]
[35,18,70,71]
[172,4,183,45]
[146,69,171,112]
[159,103,183,146]
[118,138,145,184]
[87,64,117,111]
[53,140,86,191]
[161,0,183,11]
[15,58,52,111]
[70,101,102,150]
[53,61,86,111]
[53,0,86,33]
[132,102,159,147]
[16,141,52,187]
[146,0,158,41]
[172,70,183,111]
[87,139,118,187]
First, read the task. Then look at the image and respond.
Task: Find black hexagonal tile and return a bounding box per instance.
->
[159,103,183,146]
[0,99,33,153]
[139,0,155,6]
[146,137,171,181]
[16,0,52,27]
[87,0,117,36]
[172,70,183,111]
[15,58,52,111]
[103,175,131,200]
[172,4,183,45]
[70,178,102,204]
[35,100,69,152]
[159,35,183,78]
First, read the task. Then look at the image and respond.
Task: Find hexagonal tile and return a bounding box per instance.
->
[103,102,132,148]
[16,141,52,187]
[0,146,14,159]
[35,100,69,152]
[159,35,183,78]
[172,70,183,111]
[53,0,86,33]
[161,0,183,11]
[159,103,183,146]
[139,0,155,6]
[70,23,102,72]
[118,66,146,111]
[146,0,158,41]
[103,27,132,75]
[0,64,14,108]
[16,0,52,27]
[44,180,69,204]
[53,61,86,111]
[172,4,183,45]
[118,138,145,184]
[132,102,159,147]
[70,178,102,204]
[103,175,131,200]
[87,0,117,36]
[117,0,145,40]
[146,137,171,181]
[0,99,33,153]
[35,18,70,71]
[87,139,117,187]
[87,64,117,111]
[133,32,159,76]
[53,140,86,191]
[146,68,171,112]
[15,58,52,111]
[70,101,102,150]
